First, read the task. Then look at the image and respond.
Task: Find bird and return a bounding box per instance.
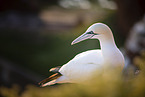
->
[39,23,125,87]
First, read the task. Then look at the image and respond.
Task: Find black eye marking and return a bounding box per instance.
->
[87,31,98,35]
[86,31,94,34]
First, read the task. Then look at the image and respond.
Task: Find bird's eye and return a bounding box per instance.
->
[87,31,94,34]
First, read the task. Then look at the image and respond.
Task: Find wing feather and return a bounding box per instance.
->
[39,73,62,87]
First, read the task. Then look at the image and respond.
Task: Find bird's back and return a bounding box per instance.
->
[59,50,104,82]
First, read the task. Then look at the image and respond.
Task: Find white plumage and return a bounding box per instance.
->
[39,23,125,87]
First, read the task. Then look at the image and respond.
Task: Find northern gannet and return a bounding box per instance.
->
[39,23,125,87]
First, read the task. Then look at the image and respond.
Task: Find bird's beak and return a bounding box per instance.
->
[71,31,95,45]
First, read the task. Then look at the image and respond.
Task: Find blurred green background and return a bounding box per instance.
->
[0,0,145,97]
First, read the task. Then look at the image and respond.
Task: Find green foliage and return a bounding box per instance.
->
[1,52,145,97]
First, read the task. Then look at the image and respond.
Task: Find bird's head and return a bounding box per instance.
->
[71,23,113,45]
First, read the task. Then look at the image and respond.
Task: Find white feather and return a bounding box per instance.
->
[59,50,103,83]
[43,23,125,86]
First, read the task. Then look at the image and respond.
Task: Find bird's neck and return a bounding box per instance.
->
[99,36,120,65]
[99,34,117,51]
[100,39,124,70]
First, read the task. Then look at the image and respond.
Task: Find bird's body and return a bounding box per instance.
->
[59,50,103,83]
[39,23,125,87]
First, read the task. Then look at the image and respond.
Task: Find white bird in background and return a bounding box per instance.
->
[39,23,125,87]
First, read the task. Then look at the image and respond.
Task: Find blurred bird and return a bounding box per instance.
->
[39,23,125,87]
[124,15,145,74]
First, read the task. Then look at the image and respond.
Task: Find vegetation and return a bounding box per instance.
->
[0,52,145,97]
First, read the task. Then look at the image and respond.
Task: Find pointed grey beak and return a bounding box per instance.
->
[71,31,95,45]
